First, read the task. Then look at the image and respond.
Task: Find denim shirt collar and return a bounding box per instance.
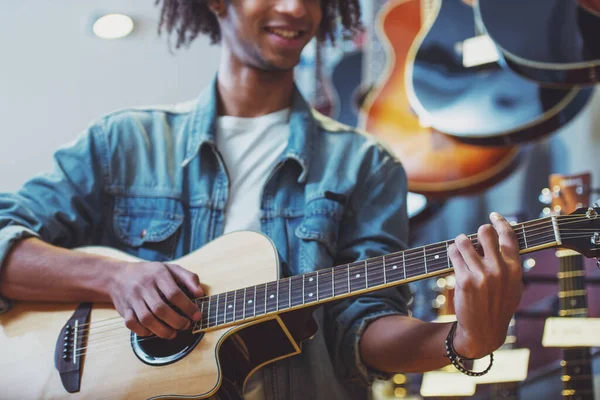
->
[182,75,317,183]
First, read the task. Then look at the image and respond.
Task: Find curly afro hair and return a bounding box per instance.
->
[156,0,363,48]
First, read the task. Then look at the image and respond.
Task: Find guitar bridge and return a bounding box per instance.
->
[54,303,91,393]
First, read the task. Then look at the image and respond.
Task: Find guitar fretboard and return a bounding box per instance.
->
[557,252,594,399]
[193,217,558,332]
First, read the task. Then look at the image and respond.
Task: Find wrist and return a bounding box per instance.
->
[94,257,128,303]
[452,322,486,359]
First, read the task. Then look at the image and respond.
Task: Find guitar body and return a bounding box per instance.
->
[360,0,519,197]
[0,232,316,399]
[331,50,363,127]
[478,0,600,86]
[409,0,593,146]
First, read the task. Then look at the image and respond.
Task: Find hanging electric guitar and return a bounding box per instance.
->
[549,172,596,400]
[477,0,600,87]
[2,209,600,399]
[359,0,519,197]
[407,0,593,146]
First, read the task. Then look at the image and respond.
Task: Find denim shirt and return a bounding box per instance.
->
[0,77,411,400]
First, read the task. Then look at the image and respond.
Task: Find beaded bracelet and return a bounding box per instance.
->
[445,321,494,377]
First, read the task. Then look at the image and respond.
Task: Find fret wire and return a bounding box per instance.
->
[200,300,205,329]
[403,252,406,280]
[289,277,291,308]
[216,295,219,326]
[383,255,387,284]
[233,291,236,321]
[446,241,451,269]
[243,288,246,319]
[423,246,428,274]
[365,260,368,288]
[316,270,320,301]
[223,292,227,324]
[332,268,335,297]
[347,264,350,292]
[522,225,528,249]
[264,283,268,314]
[302,275,305,304]
[276,280,280,311]
[253,286,257,316]
[207,296,212,327]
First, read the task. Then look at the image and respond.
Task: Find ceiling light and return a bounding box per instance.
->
[93,14,134,40]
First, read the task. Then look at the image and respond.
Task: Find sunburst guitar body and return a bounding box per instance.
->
[360,0,519,197]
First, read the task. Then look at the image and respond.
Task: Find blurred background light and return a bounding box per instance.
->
[93,13,134,39]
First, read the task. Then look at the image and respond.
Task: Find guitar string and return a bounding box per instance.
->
[74,230,597,358]
[73,215,594,338]
[74,228,592,354]
[71,216,595,341]
[74,228,589,343]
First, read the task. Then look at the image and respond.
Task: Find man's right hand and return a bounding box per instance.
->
[108,262,205,339]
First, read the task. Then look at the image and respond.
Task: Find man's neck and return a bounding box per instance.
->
[216,51,295,118]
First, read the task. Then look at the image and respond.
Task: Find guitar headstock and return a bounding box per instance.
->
[545,172,600,258]
[558,205,600,258]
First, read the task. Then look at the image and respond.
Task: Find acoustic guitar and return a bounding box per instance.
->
[477,0,600,87]
[549,172,596,400]
[359,0,519,197]
[407,0,593,146]
[2,207,600,399]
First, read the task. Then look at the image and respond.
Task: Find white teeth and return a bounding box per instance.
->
[268,28,301,39]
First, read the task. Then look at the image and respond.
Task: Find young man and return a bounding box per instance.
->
[0,1,523,399]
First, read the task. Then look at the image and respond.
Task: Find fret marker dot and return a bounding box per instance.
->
[248,300,253,304]
[435,255,439,259]
[270,294,275,299]
[575,367,581,373]
[392,265,397,269]
[309,277,313,282]
[571,299,577,306]
[309,293,313,297]
[228,305,232,309]
[356,274,361,278]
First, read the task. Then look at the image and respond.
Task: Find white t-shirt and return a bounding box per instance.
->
[216,108,290,235]
[215,108,290,400]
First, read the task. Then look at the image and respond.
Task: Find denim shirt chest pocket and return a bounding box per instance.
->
[294,196,346,273]
[112,195,184,262]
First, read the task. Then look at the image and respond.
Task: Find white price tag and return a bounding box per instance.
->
[420,370,476,397]
[462,35,500,68]
[542,317,600,347]
[473,349,530,384]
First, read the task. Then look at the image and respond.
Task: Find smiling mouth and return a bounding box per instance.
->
[265,27,305,40]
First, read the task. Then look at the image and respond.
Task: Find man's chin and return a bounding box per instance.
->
[260,53,301,72]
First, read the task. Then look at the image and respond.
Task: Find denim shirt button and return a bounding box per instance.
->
[140,229,147,239]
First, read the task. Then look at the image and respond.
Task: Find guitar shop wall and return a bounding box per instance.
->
[2,0,600,399]
[0,1,221,193]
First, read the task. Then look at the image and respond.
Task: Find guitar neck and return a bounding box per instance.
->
[490,318,519,399]
[192,216,561,333]
[557,251,595,399]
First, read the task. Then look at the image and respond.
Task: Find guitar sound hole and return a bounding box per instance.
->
[131,329,204,366]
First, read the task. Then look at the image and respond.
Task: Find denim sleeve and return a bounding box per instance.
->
[0,123,107,308]
[324,155,412,387]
